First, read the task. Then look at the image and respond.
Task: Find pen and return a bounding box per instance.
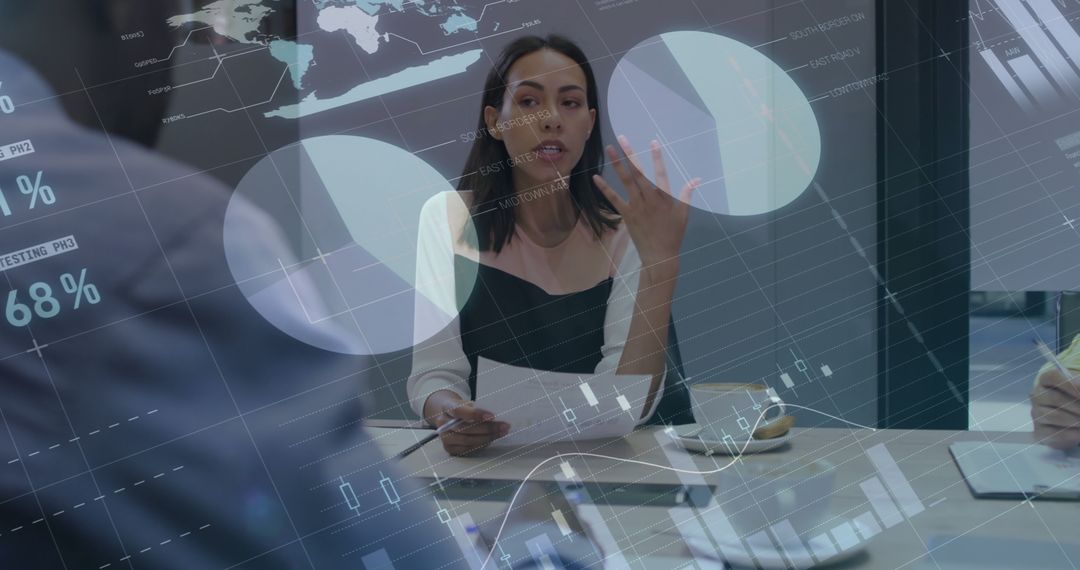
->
[395,418,462,459]
[1033,339,1080,384]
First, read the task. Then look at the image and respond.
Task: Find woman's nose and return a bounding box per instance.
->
[541,104,561,131]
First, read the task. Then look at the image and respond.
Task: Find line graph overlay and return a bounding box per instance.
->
[476,403,877,569]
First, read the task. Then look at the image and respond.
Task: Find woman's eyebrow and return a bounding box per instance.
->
[510,80,585,94]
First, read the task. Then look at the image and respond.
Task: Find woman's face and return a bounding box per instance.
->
[484,48,597,189]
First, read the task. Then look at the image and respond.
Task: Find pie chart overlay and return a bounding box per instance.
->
[223,135,476,355]
[608,31,821,216]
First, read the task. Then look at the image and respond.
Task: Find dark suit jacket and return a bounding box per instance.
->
[0,50,602,570]
[0,50,478,569]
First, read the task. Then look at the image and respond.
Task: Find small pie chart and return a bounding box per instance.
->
[223,135,476,355]
[608,31,821,216]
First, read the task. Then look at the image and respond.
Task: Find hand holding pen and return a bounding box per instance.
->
[395,418,464,459]
[400,395,510,458]
[1031,339,1080,450]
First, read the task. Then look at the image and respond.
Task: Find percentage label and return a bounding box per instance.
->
[0,81,12,115]
[17,171,55,208]
[0,171,55,216]
[5,268,101,327]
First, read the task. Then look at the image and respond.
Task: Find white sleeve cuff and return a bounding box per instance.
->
[634,368,667,426]
[410,374,469,421]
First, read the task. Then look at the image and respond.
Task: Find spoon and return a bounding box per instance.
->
[752,415,795,440]
[679,415,795,440]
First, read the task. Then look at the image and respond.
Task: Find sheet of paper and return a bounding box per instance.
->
[950,441,1080,497]
[474,357,654,447]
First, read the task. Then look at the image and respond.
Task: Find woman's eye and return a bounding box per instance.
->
[563,100,581,108]
[519,98,537,107]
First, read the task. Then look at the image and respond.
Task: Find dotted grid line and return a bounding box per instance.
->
[344,134,1053,432]
[957,3,1004,23]
[4,8,1062,570]
[475,404,872,569]
[963,4,1080,51]
[646,1,1020,565]
[316,374,1055,568]
[185,8,1080,570]
[396,14,671,559]
[311,241,928,494]
[291,2,1058,429]
[356,45,902,565]
[624,0,864,457]
[280,123,1067,570]
[735,31,934,399]
[811,182,963,405]
[724,0,967,405]
[0,5,902,570]
[894,1,1080,565]
[519,417,1067,569]
[315,4,1064,527]
[319,8,695,557]
[4,409,159,466]
[136,104,1070,431]
[786,1,973,564]
[277,394,363,428]
[0,1,1062,418]
[0,465,184,537]
[11,136,1048,456]
[287,418,363,449]
[462,0,833,557]
[95,523,212,569]
[970,12,1080,52]
[768,1,1080,565]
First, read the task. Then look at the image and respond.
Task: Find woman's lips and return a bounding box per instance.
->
[534,145,565,162]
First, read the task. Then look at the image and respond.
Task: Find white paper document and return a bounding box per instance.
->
[474,357,653,447]
[949,441,1080,499]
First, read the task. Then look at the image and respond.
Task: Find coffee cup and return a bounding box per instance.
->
[688,382,786,443]
[716,457,837,539]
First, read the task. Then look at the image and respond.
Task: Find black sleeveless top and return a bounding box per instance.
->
[453,254,694,425]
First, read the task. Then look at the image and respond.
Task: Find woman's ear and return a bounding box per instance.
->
[483,105,503,140]
[588,108,596,137]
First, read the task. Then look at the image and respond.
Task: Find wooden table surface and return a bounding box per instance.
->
[367,426,1079,569]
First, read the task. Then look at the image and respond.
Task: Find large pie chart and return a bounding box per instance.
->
[223,135,476,355]
[608,31,821,216]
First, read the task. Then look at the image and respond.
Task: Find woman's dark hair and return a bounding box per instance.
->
[457,34,619,253]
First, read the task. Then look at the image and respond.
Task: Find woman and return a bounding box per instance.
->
[408,34,698,455]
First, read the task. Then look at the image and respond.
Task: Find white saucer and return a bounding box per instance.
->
[683,518,872,569]
[668,424,793,455]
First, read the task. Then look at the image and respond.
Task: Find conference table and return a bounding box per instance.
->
[367,423,1079,569]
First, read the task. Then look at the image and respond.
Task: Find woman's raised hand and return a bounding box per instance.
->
[593,135,699,276]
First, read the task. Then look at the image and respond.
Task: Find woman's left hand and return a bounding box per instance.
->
[593,135,699,277]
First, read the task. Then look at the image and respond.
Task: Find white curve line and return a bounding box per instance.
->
[159,26,213,63]
[181,65,291,120]
[384,24,523,56]
[478,403,876,569]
